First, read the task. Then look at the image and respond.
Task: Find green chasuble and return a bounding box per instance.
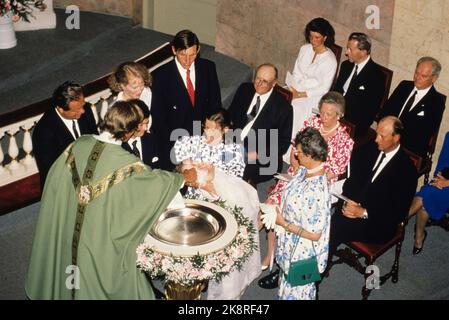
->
[25,135,183,299]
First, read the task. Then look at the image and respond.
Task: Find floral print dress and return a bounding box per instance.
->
[276,167,331,300]
[267,116,353,206]
[174,135,246,197]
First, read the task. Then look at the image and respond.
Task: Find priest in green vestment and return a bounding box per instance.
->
[26,101,197,299]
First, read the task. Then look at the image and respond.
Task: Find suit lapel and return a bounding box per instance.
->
[172,60,193,109]
[53,109,75,145]
[409,86,436,115]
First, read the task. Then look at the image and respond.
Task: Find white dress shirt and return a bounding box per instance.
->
[175,58,196,90]
[397,86,431,117]
[371,144,401,182]
[127,137,143,160]
[343,56,371,95]
[55,108,80,140]
[240,88,274,140]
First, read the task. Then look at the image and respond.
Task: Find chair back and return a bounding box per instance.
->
[340,118,355,139]
[403,148,423,173]
[377,65,393,119]
[329,43,343,88]
[428,94,447,157]
[274,84,293,103]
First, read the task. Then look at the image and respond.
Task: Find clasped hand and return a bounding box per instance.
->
[430,172,449,189]
[342,199,365,219]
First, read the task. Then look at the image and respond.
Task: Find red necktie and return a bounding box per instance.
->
[186,69,195,107]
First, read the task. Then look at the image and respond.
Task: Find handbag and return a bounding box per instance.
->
[285,229,321,287]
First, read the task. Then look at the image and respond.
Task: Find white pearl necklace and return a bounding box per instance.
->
[306,163,325,174]
[320,122,339,135]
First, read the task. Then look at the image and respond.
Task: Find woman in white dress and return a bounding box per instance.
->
[108,61,152,109]
[284,17,337,163]
[174,109,261,299]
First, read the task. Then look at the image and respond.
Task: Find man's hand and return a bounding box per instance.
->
[342,199,365,219]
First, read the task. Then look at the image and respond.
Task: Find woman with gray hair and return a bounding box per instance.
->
[260,127,332,299]
[259,91,353,272]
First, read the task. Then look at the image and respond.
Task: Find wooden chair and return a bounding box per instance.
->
[339,118,355,139]
[324,151,421,300]
[329,43,343,88]
[274,84,293,103]
[378,65,393,116]
[418,94,447,185]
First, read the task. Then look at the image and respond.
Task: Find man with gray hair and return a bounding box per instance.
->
[379,56,446,158]
[333,32,386,138]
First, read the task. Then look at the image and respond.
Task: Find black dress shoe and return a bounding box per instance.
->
[413,231,428,255]
[258,269,279,289]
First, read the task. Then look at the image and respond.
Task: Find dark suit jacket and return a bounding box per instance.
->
[151,58,222,136]
[151,58,222,169]
[379,81,446,158]
[333,58,386,137]
[228,83,293,182]
[32,106,98,189]
[121,131,163,169]
[331,143,417,248]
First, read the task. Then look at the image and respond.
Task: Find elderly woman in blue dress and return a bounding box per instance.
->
[408,131,449,255]
[261,127,331,300]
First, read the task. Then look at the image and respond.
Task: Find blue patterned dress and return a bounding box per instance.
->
[276,167,331,300]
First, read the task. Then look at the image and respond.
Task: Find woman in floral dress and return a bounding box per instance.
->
[260,91,353,270]
[261,127,331,300]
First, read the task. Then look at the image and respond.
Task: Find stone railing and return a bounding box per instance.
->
[0,42,173,190]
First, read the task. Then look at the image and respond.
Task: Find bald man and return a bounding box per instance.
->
[329,116,417,252]
[228,63,293,185]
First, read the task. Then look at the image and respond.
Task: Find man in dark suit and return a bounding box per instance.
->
[329,116,417,252]
[151,29,222,169]
[228,63,293,184]
[33,81,98,190]
[333,32,385,137]
[379,57,445,158]
[121,99,163,169]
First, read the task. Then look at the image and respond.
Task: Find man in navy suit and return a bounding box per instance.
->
[228,63,293,185]
[122,99,163,169]
[33,81,98,190]
[329,116,417,252]
[151,30,222,169]
[333,32,386,138]
[379,57,446,158]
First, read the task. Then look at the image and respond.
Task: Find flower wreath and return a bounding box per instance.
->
[136,198,257,286]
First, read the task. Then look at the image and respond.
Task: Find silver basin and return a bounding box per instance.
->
[150,203,227,246]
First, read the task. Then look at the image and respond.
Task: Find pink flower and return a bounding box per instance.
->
[11,14,20,22]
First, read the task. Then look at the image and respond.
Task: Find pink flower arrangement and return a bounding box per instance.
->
[0,0,47,22]
[136,200,257,286]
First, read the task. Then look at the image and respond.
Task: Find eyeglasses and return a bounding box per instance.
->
[255,77,274,87]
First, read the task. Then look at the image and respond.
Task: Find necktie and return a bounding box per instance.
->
[131,140,141,159]
[186,69,195,107]
[370,152,386,180]
[399,90,417,119]
[347,65,358,92]
[72,120,80,139]
[248,96,261,122]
